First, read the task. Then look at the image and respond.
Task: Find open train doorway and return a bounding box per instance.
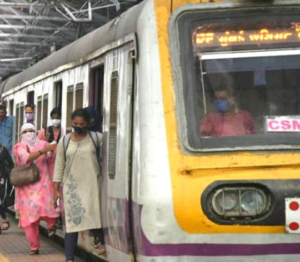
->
[90,64,104,131]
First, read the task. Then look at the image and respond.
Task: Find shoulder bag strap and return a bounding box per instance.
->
[88,131,101,165]
[88,131,98,149]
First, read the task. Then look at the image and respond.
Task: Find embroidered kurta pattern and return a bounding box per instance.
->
[53,133,102,233]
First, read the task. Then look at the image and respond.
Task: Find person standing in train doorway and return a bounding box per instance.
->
[25,104,35,124]
[53,108,105,262]
[0,104,14,155]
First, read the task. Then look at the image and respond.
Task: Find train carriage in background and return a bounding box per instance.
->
[2,0,300,261]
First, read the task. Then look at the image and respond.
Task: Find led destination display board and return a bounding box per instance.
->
[193,22,300,51]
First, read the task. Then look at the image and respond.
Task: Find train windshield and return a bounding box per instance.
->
[199,54,300,137]
[178,7,300,151]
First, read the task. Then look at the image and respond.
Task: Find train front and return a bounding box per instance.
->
[153,0,300,261]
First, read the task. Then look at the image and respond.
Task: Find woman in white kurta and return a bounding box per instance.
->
[53,108,105,262]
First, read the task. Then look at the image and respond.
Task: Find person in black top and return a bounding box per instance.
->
[37,107,62,229]
[38,107,61,143]
[0,144,14,232]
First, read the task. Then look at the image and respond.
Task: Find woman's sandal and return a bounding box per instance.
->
[48,226,56,238]
[29,249,39,255]
[1,221,10,231]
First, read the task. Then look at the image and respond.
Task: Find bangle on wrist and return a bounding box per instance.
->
[39,150,44,155]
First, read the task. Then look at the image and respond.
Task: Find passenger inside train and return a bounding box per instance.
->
[198,55,300,140]
[200,87,255,137]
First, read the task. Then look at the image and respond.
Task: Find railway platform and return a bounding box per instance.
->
[0,214,84,262]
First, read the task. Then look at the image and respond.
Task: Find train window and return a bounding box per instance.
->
[19,102,24,127]
[27,91,34,105]
[177,7,300,151]
[199,56,300,136]
[108,71,119,179]
[9,99,14,116]
[75,83,83,109]
[66,85,74,133]
[54,81,63,108]
[42,94,48,128]
[36,96,42,131]
[15,104,19,143]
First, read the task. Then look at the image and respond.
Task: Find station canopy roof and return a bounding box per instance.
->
[0,0,140,80]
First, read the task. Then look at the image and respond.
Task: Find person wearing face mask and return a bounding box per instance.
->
[13,123,58,255]
[0,104,14,155]
[38,108,62,229]
[201,87,255,137]
[53,108,105,262]
[38,108,61,144]
[25,104,35,124]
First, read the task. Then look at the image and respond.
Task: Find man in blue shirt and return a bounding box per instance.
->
[0,105,14,155]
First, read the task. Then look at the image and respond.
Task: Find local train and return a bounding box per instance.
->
[1,0,300,261]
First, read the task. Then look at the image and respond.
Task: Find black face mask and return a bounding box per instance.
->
[72,125,87,134]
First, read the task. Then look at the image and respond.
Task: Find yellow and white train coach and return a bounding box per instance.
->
[1,0,300,261]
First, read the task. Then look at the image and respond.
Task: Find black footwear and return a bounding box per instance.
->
[29,249,39,255]
[1,221,10,231]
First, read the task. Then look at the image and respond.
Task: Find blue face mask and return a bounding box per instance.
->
[214,99,229,113]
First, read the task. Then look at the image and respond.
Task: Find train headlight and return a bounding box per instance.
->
[211,187,269,218]
[216,191,238,211]
[241,190,265,215]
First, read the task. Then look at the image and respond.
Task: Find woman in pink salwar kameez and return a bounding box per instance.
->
[13,123,58,255]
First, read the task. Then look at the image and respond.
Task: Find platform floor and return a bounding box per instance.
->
[0,215,84,262]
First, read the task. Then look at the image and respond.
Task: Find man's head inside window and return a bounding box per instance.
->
[213,87,236,114]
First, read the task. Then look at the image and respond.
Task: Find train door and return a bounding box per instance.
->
[27,91,34,105]
[102,44,136,262]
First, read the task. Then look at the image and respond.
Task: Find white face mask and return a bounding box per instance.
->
[51,119,61,127]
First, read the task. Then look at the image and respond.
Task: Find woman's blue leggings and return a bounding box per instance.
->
[65,228,104,261]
